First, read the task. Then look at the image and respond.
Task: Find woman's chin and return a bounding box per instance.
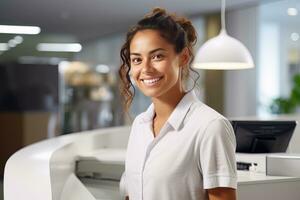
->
[139,88,163,98]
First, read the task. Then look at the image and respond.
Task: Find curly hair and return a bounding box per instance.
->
[119,7,200,114]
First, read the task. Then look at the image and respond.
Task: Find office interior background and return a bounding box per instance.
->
[0,0,300,199]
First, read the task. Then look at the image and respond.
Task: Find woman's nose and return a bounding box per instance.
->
[141,58,154,72]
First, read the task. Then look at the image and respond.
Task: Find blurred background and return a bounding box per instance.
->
[0,0,300,198]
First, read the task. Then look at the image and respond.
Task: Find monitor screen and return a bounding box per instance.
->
[230,120,296,153]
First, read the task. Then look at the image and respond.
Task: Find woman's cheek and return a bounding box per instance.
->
[130,68,140,84]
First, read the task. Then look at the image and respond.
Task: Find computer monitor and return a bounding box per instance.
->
[230,120,297,153]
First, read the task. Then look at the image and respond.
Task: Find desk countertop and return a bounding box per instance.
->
[237,170,300,185]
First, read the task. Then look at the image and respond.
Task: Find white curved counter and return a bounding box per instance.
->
[4,126,130,200]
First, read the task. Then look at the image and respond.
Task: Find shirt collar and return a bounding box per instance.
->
[140,103,155,123]
[140,90,200,131]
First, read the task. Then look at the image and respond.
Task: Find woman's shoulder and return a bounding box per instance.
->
[189,101,231,131]
[188,102,235,147]
[192,101,227,119]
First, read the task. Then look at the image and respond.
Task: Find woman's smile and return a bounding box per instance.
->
[141,76,164,87]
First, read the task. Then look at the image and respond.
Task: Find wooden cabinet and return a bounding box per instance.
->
[0,112,58,177]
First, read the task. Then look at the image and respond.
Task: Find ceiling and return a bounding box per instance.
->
[0,0,276,42]
[0,0,296,62]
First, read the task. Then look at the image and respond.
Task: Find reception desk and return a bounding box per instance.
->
[4,126,300,200]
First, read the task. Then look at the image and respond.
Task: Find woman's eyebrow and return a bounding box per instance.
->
[149,48,166,54]
[130,48,166,56]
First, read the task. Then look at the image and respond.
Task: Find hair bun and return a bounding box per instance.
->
[176,18,197,45]
[144,7,167,19]
[147,8,197,46]
[152,7,167,15]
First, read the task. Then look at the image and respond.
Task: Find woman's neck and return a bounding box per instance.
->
[151,87,186,121]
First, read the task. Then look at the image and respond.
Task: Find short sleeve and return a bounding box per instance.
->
[119,172,128,198]
[199,117,237,189]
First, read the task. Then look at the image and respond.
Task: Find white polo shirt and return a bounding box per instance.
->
[120,90,237,200]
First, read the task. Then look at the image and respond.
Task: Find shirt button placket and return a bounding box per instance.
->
[141,138,156,200]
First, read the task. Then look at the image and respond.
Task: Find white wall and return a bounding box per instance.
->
[75,33,125,73]
[257,22,280,116]
[224,6,259,118]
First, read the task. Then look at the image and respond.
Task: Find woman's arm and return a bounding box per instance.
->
[207,187,236,200]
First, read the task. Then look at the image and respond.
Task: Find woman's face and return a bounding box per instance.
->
[129,29,187,98]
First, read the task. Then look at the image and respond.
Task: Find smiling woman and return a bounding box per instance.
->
[118,7,237,200]
[119,7,199,113]
[129,29,187,98]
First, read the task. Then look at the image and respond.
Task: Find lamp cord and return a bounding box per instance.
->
[221,0,226,31]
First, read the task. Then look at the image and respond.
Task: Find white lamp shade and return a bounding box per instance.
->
[193,30,254,70]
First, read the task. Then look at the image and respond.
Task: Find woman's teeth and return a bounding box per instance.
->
[142,77,162,85]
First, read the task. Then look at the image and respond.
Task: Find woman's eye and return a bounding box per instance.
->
[153,54,164,60]
[131,58,141,64]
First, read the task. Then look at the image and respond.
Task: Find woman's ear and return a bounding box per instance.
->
[179,47,190,67]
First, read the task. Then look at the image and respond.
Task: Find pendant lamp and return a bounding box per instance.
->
[193,0,254,70]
